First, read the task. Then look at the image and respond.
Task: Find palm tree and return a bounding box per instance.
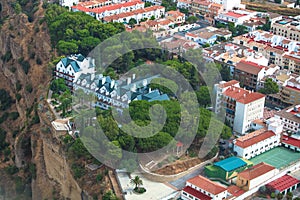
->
[130,176,143,190]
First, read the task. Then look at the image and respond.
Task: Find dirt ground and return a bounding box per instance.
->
[154,157,202,175]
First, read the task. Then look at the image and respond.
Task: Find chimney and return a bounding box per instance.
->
[243,93,246,97]
[132,73,136,80]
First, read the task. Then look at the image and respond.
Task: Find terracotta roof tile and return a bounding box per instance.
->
[235,129,276,148]
[236,60,265,75]
[266,175,300,192]
[219,80,240,88]
[187,175,227,195]
[238,162,275,180]
[223,86,265,104]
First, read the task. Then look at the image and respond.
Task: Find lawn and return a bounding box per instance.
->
[249,147,300,169]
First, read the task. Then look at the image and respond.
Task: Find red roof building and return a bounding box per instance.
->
[237,163,277,191]
[266,175,300,194]
[182,175,228,199]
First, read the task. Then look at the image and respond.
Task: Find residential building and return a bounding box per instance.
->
[280,76,300,105]
[215,10,254,26]
[181,175,228,200]
[236,162,278,191]
[176,0,191,9]
[282,54,300,74]
[271,18,300,41]
[72,0,145,20]
[282,134,300,152]
[59,0,79,8]
[205,156,251,181]
[191,0,211,16]
[214,80,265,135]
[242,18,264,32]
[55,54,96,89]
[233,119,283,159]
[234,60,278,91]
[212,0,244,11]
[143,0,162,5]
[74,73,169,110]
[275,104,300,134]
[70,0,112,9]
[159,35,201,54]
[233,30,300,68]
[165,10,185,24]
[227,185,245,199]
[266,175,300,195]
[103,6,165,23]
[185,26,231,45]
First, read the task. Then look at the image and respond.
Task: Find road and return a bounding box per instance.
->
[169,167,205,189]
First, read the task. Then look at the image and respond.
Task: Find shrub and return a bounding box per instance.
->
[26,84,33,93]
[96,173,103,183]
[16,93,21,101]
[133,187,146,194]
[9,112,19,120]
[5,165,19,175]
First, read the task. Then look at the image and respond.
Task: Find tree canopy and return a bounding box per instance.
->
[45,4,125,55]
[258,78,279,94]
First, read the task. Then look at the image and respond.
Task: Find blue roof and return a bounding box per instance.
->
[214,157,247,172]
[70,61,80,72]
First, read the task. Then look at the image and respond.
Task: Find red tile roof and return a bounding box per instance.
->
[282,135,300,148]
[235,129,276,148]
[225,12,247,18]
[266,175,300,192]
[73,0,144,14]
[219,80,240,88]
[236,60,265,75]
[223,86,265,104]
[227,185,246,197]
[103,6,164,21]
[187,175,227,195]
[183,186,212,200]
[238,162,276,180]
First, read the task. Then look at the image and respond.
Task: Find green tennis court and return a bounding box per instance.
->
[249,147,300,169]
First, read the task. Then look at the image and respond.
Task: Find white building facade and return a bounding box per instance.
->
[233,119,283,159]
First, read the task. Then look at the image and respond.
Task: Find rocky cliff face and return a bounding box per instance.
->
[0,1,86,199]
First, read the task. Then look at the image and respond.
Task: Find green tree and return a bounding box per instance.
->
[103,190,118,200]
[196,86,211,107]
[258,78,279,94]
[130,176,143,189]
[57,40,79,55]
[228,22,237,36]
[277,193,283,200]
[186,16,198,24]
[202,43,210,48]
[236,25,248,36]
[128,18,137,26]
[286,192,293,200]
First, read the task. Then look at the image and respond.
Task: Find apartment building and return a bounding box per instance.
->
[212,0,244,11]
[72,0,145,20]
[234,60,278,91]
[233,119,282,159]
[191,0,211,15]
[274,104,300,134]
[214,80,265,135]
[176,0,191,9]
[103,6,165,23]
[281,76,300,105]
[282,54,300,74]
[181,175,228,200]
[271,18,300,41]
[233,30,300,68]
